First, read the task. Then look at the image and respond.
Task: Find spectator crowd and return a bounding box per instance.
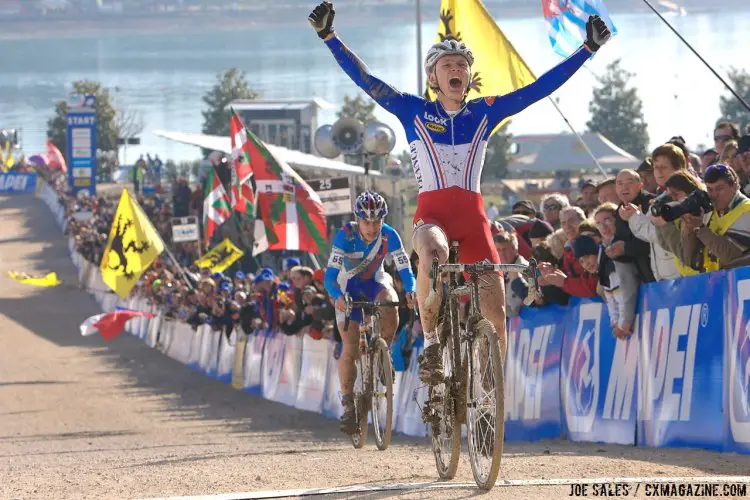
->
[37,160,418,365]
[34,119,750,350]
[492,122,750,340]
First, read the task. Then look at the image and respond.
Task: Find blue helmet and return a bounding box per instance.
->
[354,191,388,221]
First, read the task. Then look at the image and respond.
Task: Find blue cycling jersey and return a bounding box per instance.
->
[324,222,416,301]
[325,35,589,194]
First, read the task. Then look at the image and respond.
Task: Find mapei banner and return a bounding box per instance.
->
[0,173,36,193]
[505,305,564,441]
[561,299,637,445]
[637,272,724,451]
[724,268,750,453]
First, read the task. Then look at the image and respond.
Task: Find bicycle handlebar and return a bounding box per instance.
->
[343,294,408,331]
[436,258,543,306]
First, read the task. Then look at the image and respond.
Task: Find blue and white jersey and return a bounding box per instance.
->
[324,222,416,301]
[324,35,589,194]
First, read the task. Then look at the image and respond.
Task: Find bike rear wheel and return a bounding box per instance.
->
[350,358,369,449]
[430,295,462,480]
[371,337,393,451]
[466,318,505,490]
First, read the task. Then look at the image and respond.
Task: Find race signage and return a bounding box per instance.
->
[307,177,351,216]
[171,216,199,243]
[66,94,97,196]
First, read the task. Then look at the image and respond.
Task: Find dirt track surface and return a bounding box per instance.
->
[1,194,749,500]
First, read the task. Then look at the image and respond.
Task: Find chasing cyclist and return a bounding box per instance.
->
[324,191,416,434]
[310,1,610,393]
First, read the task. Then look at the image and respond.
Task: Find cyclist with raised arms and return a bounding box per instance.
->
[324,191,416,434]
[310,1,610,390]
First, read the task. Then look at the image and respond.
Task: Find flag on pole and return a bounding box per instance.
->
[80,310,154,341]
[202,166,231,245]
[194,238,245,274]
[229,110,256,216]
[428,0,537,135]
[542,0,617,59]
[243,128,327,255]
[100,189,165,298]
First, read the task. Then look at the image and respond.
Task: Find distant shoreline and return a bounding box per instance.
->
[0,3,744,42]
[0,5,675,42]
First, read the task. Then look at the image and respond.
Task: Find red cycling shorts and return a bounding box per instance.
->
[413,187,500,265]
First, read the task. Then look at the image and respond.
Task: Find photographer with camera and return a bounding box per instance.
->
[619,144,687,281]
[647,171,705,276]
[679,164,750,272]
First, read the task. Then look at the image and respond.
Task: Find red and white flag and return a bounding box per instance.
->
[80,310,154,341]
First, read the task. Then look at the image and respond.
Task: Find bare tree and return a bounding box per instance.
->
[115,105,145,141]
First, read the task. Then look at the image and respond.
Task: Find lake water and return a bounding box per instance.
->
[1,7,748,163]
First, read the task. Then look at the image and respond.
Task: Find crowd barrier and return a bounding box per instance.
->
[0,172,37,193]
[38,182,750,452]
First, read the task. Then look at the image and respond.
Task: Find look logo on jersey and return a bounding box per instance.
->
[423,112,447,133]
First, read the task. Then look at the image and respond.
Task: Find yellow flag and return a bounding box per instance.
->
[429,0,537,134]
[194,238,244,274]
[100,189,165,298]
[8,271,61,287]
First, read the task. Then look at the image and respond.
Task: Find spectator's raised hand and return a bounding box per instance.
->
[540,268,567,287]
[605,241,625,259]
[618,203,639,221]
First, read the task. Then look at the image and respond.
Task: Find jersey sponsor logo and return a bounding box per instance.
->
[484,96,496,106]
[638,303,701,422]
[425,122,446,133]
[730,279,750,443]
[505,323,553,421]
[423,111,448,127]
[564,302,601,433]
[409,143,424,190]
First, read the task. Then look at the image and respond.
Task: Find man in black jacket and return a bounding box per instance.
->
[607,169,655,283]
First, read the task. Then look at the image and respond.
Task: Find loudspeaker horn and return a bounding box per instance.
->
[363,121,396,155]
[314,124,341,159]
[331,117,364,154]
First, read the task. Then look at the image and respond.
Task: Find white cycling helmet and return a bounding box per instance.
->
[424,39,474,75]
[354,191,388,221]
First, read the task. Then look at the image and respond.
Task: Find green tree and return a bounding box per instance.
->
[482,123,512,180]
[201,68,259,137]
[719,68,750,132]
[337,94,376,123]
[46,81,120,163]
[587,59,649,158]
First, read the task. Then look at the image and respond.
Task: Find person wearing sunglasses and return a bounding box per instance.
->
[540,193,569,230]
[680,164,750,272]
[714,121,741,158]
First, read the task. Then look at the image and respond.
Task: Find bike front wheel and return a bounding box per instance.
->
[371,337,393,451]
[430,296,462,479]
[466,318,505,490]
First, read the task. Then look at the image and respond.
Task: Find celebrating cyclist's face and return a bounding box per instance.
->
[431,55,470,102]
[358,218,383,244]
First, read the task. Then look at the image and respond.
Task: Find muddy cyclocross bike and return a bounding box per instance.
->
[343,293,413,450]
[423,240,541,490]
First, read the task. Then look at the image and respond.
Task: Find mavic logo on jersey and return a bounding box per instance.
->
[409,143,423,190]
[729,279,750,443]
[564,302,601,434]
[602,324,639,421]
[505,323,553,421]
[638,303,702,422]
[425,122,446,133]
[423,112,448,127]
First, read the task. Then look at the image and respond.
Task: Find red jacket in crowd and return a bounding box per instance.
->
[560,246,598,298]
